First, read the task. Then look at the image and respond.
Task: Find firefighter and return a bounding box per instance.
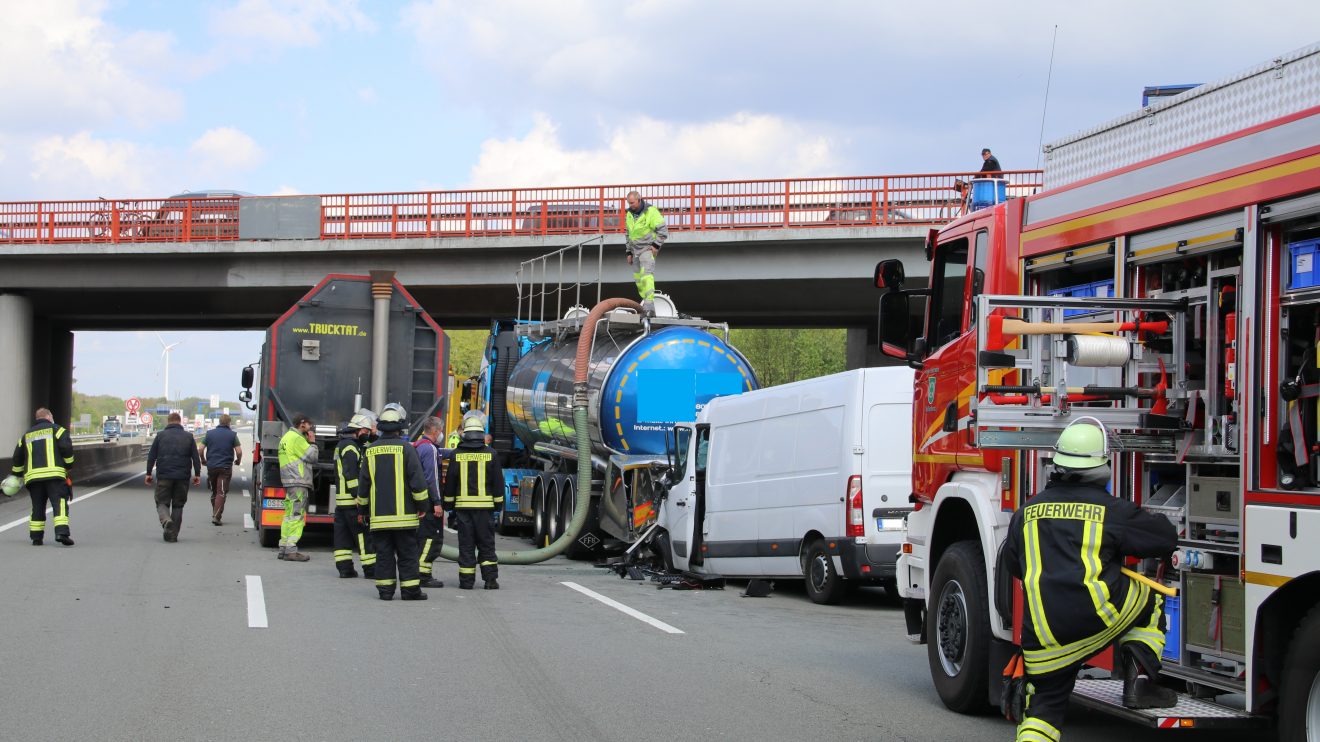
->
[363,403,430,601]
[624,190,668,317]
[442,413,505,589]
[9,408,75,546]
[332,409,376,579]
[1000,419,1178,742]
[277,414,318,561]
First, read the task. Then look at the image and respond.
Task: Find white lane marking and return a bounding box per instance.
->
[243,513,255,529]
[560,581,684,634]
[245,575,268,628]
[0,472,140,533]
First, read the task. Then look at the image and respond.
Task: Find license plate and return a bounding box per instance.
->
[263,498,284,509]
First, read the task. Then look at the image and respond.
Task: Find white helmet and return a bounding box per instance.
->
[1,475,21,497]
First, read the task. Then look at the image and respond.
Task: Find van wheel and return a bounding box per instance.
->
[927,540,990,714]
[803,540,845,605]
[1278,605,1320,741]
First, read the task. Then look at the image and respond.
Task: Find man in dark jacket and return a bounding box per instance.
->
[1001,420,1178,742]
[442,413,505,590]
[9,408,76,546]
[414,417,446,588]
[146,412,201,542]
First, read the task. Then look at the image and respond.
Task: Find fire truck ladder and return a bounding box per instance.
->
[971,294,1191,454]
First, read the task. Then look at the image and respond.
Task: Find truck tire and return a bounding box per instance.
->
[1278,604,1320,741]
[258,525,279,548]
[803,539,846,605]
[926,540,991,714]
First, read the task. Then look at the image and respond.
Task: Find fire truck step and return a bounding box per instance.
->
[1069,678,1268,731]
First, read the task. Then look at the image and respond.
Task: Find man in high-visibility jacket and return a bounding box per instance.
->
[9,408,75,546]
[442,413,505,589]
[363,403,431,601]
[1001,419,1178,742]
[625,190,669,317]
[277,414,319,562]
[332,409,376,578]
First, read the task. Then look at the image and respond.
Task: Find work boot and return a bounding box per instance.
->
[284,551,310,562]
[56,534,74,546]
[338,566,359,578]
[419,575,445,588]
[484,579,500,590]
[1121,645,1178,709]
[401,589,428,601]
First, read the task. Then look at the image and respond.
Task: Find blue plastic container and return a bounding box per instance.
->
[1162,595,1180,661]
[1289,238,1320,290]
[969,178,1008,211]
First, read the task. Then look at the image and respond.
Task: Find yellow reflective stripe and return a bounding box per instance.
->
[1082,521,1119,626]
[1024,582,1150,673]
[1023,520,1058,648]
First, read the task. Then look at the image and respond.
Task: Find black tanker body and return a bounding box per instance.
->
[241,274,449,548]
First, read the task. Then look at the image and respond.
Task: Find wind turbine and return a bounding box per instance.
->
[156,333,183,400]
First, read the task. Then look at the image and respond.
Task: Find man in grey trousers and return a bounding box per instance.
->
[146,412,201,542]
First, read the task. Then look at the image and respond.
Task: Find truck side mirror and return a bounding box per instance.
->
[874,259,906,290]
[240,365,254,390]
[879,292,915,360]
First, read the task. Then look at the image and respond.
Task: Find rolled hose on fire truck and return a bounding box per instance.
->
[436,297,643,565]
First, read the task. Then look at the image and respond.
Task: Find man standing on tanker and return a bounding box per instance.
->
[1000,419,1178,742]
[624,190,668,317]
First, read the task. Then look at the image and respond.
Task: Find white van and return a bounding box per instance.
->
[659,367,915,603]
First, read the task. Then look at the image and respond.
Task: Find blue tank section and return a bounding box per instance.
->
[505,324,758,459]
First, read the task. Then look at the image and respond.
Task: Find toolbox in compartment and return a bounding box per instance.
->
[1288,238,1320,290]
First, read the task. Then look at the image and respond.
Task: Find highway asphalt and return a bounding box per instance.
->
[0,447,1259,741]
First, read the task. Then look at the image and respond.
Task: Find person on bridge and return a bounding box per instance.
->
[9,408,76,546]
[200,413,242,526]
[146,412,201,543]
[625,190,669,317]
[277,414,319,562]
[999,419,1178,742]
[333,409,376,579]
[442,413,505,590]
[413,417,446,589]
[363,403,430,601]
[979,148,1003,176]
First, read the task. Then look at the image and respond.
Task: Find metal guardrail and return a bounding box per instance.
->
[0,171,1043,245]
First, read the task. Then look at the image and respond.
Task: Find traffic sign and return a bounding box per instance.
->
[140,412,153,426]
[125,397,141,415]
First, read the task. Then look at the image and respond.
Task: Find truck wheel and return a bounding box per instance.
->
[803,539,846,605]
[1279,604,1320,741]
[926,540,991,714]
[258,526,279,548]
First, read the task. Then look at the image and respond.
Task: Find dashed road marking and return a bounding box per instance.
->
[0,472,139,533]
[246,575,268,628]
[560,581,684,634]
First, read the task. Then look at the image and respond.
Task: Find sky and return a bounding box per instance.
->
[6,0,1316,399]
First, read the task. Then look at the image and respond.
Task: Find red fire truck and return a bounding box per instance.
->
[877,44,1320,734]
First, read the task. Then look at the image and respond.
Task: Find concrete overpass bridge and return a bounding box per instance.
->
[0,170,1041,448]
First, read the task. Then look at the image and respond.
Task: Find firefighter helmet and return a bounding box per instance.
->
[1,475,20,497]
[1052,418,1109,470]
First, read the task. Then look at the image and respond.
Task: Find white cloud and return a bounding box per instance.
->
[0,0,183,132]
[190,127,264,171]
[467,112,840,187]
[209,0,375,50]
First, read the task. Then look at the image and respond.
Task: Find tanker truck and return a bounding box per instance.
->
[470,303,759,559]
[238,272,450,548]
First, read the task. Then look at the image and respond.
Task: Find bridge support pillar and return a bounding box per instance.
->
[0,294,34,466]
[846,326,898,370]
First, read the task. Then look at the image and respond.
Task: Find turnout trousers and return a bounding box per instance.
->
[28,478,71,542]
[453,509,498,587]
[1016,592,1167,742]
[373,527,422,598]
[332,507,375,574]
[418,511,444,577]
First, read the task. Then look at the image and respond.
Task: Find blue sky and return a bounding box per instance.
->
[4,1,1316,398]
